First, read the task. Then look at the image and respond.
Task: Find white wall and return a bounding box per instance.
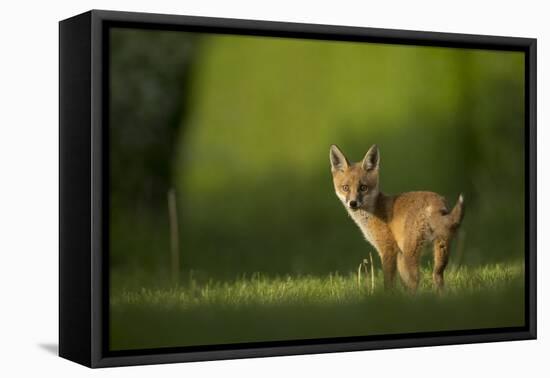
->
[0,0,546,376]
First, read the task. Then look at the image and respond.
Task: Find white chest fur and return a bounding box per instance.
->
[346,209,380,251]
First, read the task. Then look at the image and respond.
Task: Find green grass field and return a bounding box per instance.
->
[110,262,525,351]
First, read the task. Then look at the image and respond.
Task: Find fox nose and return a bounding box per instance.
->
[349,200,358,209]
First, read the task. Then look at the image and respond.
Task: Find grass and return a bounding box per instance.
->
[110,262,525,351]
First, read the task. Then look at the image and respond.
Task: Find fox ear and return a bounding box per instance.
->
[330,145,349,172]
[362,144,380,171]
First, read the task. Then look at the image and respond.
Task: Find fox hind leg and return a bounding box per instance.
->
[397,253,420,292]
[396,232,423,293]
[433,238,450,290]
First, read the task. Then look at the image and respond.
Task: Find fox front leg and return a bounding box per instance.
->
[380,251,397,290]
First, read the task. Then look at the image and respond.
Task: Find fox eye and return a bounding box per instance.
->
[359,185,368,192]
[342,185,349,192]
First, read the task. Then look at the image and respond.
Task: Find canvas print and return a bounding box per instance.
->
[108,27,525,351]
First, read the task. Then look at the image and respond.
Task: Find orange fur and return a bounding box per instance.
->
[330,144,464,291]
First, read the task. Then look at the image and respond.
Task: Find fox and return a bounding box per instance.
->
[329,144,464,292]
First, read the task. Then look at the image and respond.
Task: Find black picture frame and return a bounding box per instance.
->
[59,9,537,368]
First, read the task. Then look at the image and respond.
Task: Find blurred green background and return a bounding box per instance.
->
[110,28,525,283]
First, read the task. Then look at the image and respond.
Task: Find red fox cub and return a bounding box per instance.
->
[329,144,464,292]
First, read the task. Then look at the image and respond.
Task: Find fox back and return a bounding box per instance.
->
[329,144,464,291]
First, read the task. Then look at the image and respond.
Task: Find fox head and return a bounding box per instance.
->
[329,144,380,212]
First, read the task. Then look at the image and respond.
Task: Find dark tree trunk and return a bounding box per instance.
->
[109,29,197,214]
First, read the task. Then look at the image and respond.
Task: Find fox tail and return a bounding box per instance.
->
[449,194,465,230]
